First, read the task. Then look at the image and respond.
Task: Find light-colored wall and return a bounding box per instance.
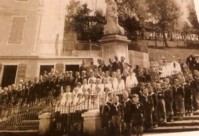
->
[37,0,66,56]
[0,0,39,56]
[0,0,67,57]
[129,50,150,68]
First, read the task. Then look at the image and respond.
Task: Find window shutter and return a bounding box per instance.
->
[16,64,27,83]
[8,17,26,44]
[56,63,64,73]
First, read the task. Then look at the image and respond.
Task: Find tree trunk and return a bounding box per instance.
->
[161,28,169,47]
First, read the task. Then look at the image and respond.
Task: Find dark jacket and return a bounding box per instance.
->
[164,88,173,101]
[173,85,185,98]
[122,99,133,123]
[100,104,111,128]
[131,102,145,126]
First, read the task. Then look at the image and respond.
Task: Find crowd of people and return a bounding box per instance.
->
[0,55,199,136]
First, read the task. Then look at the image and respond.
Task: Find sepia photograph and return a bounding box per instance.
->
[0,0,199,136]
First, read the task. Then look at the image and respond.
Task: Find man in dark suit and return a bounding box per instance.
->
[112,56,123,72]
[108,58,114,73]
[121,56,131,74]
[186,55,197,72]
[65,71,75,91]
[98,59,108,72]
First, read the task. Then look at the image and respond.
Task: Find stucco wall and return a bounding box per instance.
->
[0,0,39,56]
[129,50,149,68]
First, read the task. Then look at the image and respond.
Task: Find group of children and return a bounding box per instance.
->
[0,55,199,136]
[99,70,199,136]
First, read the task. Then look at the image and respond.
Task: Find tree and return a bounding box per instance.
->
[181,22,191,40]
[188,2,199,39]
[146,0,180,47]
[115,0,148,40]
[65,1,106,43]
[65,0,81,32]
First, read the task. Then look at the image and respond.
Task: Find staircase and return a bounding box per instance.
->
[0,99,54,136]
[146,111,199,134]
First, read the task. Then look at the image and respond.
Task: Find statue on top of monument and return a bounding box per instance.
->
[104,0,125,35]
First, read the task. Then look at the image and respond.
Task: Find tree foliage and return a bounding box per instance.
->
[65,1,106,42]
[188,2,199,35]
[146,0,180,47]
[115,0,148,40]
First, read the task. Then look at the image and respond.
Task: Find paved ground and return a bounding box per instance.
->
[144,131,199,136]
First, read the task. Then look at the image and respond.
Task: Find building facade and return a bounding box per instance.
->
[0,0,97,87]
[0,0,149,87]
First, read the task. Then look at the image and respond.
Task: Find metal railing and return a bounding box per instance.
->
[0,98,55,130]
[0,90,124,133]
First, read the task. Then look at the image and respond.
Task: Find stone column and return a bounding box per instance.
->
[38,112,52,135]
[82,109,102,136]
[100,34,131,64]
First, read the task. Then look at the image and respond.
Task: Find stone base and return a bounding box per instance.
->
[82,109,101,136]
[38,113,52,135]
[129,50,149,68]
[100,34,131,64]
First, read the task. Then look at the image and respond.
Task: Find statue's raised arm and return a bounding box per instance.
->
[104,0,125,35]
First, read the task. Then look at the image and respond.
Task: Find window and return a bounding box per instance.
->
[1,65,18,87]
[65,65,79,72]
[8,16,26,45]
[39,65,54,76]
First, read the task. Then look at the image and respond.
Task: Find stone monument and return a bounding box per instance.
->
[100,0,130,64]
[103,0,124,35]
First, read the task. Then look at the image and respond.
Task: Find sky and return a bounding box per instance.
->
[66,0,106,13]
[194,0,199,22]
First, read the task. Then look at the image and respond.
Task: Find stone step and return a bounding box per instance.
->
[146,113,199,134]
[0,120,39,130]
[159,120,199,127]
[146,126,199,133]
[193,111,199,115]
[173,115,199,120]
[17,120,39,130]
[0,130,38,136]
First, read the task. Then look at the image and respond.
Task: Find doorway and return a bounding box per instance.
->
[1,65,18,87]
[39,65,54,76]
[65,65,79,73]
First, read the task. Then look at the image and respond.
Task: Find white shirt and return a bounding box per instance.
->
[117,79,125,93]
[126,73,138,88]
[169,61,182,75]
[110,77,118,91]
[81,84,89,94]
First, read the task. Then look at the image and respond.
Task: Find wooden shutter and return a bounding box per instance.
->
[16,64,27,83]
[8,17,26,44]
[56,63,64,73]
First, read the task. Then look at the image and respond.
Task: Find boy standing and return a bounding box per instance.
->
[131,94,145,136]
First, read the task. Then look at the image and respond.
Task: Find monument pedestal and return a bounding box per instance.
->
[100,34,131,64]
[82,109,101,136]
[38,113,52,135]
